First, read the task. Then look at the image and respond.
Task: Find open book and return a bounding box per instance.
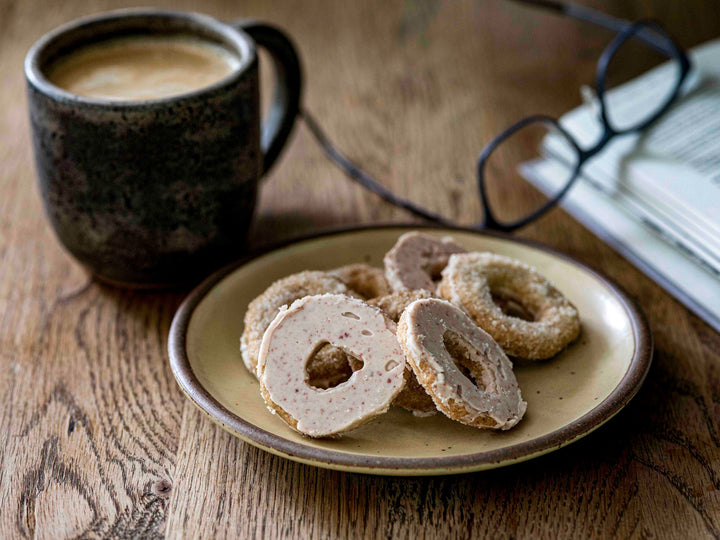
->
[521,39,720,333]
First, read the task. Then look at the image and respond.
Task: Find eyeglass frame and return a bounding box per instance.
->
[301,1,693,234]
[478,7,692,232]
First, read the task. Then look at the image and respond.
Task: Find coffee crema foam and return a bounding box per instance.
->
[47,36,240,100]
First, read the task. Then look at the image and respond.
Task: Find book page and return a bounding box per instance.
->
[541,39,720,252]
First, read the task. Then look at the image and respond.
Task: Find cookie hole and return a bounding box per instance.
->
[306,342,364,390]
[361,329,373,336]
[443,330,487,392]
[341,311,360,320]
[385,360,399,371]
[422,258,450,283]
[490,289,535,321]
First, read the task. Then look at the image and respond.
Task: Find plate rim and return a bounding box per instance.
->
[168,224,653,475]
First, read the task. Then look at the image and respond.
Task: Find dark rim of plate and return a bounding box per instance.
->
[168,223,653,474]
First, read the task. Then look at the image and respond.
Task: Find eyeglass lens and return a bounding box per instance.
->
[601,27,682,132]
[482,119,579,226]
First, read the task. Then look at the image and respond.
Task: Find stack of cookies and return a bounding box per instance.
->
[240,232,581,438]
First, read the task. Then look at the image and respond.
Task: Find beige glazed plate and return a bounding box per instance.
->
[168,225,652,475]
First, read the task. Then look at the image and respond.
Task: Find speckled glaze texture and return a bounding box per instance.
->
[26,11,267,286]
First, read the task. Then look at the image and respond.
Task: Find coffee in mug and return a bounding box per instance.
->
[47,36,241,101]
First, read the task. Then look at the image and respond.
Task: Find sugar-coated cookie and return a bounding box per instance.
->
[438,252,580,359]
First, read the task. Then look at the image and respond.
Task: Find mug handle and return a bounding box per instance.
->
[232,20,303,175]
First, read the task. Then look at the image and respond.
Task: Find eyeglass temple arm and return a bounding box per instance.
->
[508,0,678,56]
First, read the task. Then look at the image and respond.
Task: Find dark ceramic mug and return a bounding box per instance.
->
[25,9,302,287]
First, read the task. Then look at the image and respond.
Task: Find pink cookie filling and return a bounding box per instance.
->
[258,294,407,437]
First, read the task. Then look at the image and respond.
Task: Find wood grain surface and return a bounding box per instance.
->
[1,0,719,538]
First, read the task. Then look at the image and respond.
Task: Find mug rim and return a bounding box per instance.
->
[24,8,256,108]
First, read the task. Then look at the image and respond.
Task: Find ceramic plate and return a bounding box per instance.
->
[168,225,652,475]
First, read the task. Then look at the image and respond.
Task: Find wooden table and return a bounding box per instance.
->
[2,0,719,537]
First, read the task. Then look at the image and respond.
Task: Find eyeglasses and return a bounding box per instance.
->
[302,0,692,232]
[478,0,692,231]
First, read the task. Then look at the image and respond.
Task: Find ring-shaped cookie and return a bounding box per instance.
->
[258,294,407,438]
[438,252,580,359]
[240,271,358,377]
[398,298,527,430]
[383,232,466,292]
